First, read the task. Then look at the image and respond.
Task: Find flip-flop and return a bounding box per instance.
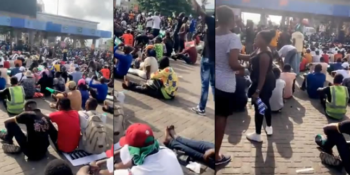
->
[2,143,21,154]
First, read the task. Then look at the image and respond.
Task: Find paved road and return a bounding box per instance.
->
[114,59,215,175]
[0,93,114,174]
[216,76,349,175]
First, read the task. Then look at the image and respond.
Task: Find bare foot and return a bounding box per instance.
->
[163,126,173,144]
[168,125,177,139]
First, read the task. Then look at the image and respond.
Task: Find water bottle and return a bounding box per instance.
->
[315,134,324,147]
[256,98,266,115]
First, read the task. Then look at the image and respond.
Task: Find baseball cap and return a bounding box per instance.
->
[67,81,76,89]
[119,123,154,148]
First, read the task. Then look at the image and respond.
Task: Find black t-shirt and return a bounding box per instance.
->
[136,35,149,45]
[203,16,215,63]
[16,109,50,159]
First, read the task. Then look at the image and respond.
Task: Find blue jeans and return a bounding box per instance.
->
[285,51,300,75]
[199,57,215,111]
[167,136,214,169]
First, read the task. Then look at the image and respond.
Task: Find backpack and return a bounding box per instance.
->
[82,111,107,154]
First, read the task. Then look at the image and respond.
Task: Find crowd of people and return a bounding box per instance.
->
[216,5,350,174]
[0,41,117,174]
[113,0,217,174]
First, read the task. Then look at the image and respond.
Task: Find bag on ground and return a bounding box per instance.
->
[82,111,108,154]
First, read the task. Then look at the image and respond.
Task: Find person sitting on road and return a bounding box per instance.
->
[37,71,54,97]
[51,81,82,111]
[128,49,159,80]
[44,159,74,175]
[270,67,286,112]
[0,76,25,114]
[14,66,26,83]
[163,125,217,169]
[48,98,80,153]
[114,123,184,175]
[309,57,328,75]
[171,36,200,65]
[100,65,111,80]
[317,74,348,120]
[280,64,296,99]
[53,72,65,92]
[89,76,108,103]
[114,45,133,79]
[78,98,107,133]
[71,67,83,84]
[0,101,50,160]
[122,57,178,100]
[0,71,6,91]
[21,71,36,99]
[328,58,343,74]
[10,63,21,77]
[301,64,326,99]
[78,79,89,110]
[331,62,350,79]
[315,120,350,174]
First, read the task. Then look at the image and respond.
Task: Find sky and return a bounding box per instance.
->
[42,0,113,33]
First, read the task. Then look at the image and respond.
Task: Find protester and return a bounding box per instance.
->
[280,64,296,99]
[114,45,133,79]
[21,71,36,99]
[89,76,108,103]
[301,64,326,98]
[78,79,90,109]
[0,76,25,114]
[270,67,286,112]
[0,101,49,160]
[51,81,82,111]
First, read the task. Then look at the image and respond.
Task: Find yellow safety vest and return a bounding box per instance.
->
[6,86,25,114]
[326,86,349,119]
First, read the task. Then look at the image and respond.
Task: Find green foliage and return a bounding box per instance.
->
[136,0,193,17]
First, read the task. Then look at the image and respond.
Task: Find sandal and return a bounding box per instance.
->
[2,143,21,154]
[319,152,342,169]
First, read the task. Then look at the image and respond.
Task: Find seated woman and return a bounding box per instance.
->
[53,72,65,92]
[122,57,178,100]
[315,120,350,174]
[37,72,53,97]
[164,125,230,169]
[128,49,159,80]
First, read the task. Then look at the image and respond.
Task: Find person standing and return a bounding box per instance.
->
[291,30,304,75]
[150,12,161,37]
[173,13,185,54]
[178,17,189,53]
[190,0,215,116]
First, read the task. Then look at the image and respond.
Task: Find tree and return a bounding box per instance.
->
[137,0,192,17]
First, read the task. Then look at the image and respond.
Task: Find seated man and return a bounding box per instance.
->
[89,76,108,103]
[317,74,348,120]
[171,37,200,65]
[128,49,159,80]
[331,63,350,79]
[51,81,82,111]
[114,123,184,175]
[78,98,107,133]
[328,58,343,74]
[0,76,25,114]
[122,57,178,100]
[21,71,36,99]
[48,98,80,153]
[309,57,329,75]
[315,120,350,174]
[114,45,133,79]
[301,64,326,99]
[0,101,50,160]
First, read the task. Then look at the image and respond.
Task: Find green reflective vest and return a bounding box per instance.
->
[6,86,25,114]
[326,86,349,120]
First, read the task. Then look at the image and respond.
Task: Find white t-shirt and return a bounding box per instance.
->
[278,45,296,58]
[291,31,304,52]
[143,57,159,75]
[151,16,161,29]
[269,79,286,111]
[215,33,242,93]
[312,55,321,63]
[334,69,350,79]
[117,145,184,175]
[342,62,349,69]
[146,17,153,28]
[15,72,26,82]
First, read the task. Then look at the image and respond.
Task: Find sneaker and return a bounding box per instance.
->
[246,133,263,142]
[265,126,273,136]
[319,151,342,169]
[191,106,206,116]
[2,143,21,154]
[215,155,231,166]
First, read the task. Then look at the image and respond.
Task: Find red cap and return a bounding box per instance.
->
[119,123,154,148]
